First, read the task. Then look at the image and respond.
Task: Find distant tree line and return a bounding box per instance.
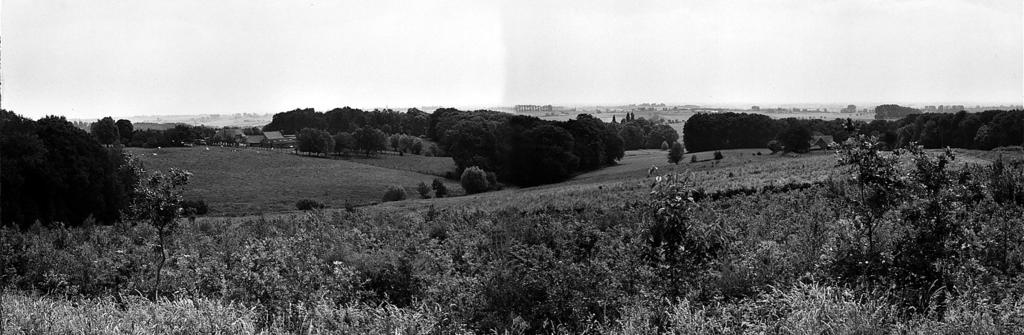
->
[127,125,217,148]
[83,116,228,148]
[683,110,1024,153]
[1,110,141,228]
[874,104,923,120]
[684,113,858,153]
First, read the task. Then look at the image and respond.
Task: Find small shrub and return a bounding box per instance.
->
[432,178,448,198]
[714,151,723,160]
[382,185,408,202]
[668,142,684,164]
[767,140,783,153]
[295,199,325,211]
[416,182,431,199]
[461,166,489,194]
[691,155,698,163]
[486,171,498,190]
[661,141,670,150]
[181,199,209,216]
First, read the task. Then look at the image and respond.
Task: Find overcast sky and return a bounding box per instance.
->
[2,0,1022,119]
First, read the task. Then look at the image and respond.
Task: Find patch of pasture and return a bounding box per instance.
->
[127,147,462,215]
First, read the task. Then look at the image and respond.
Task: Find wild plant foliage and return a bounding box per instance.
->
[832,135,1024,310]
[3,134,1024,333]
[126,168,192,295]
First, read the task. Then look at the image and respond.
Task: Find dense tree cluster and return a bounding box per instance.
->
[778,123,812,153]
[296,128,334,156]
[433,111,627,186]
[884,110,1024,149]
[680,113,851,153]
[683,113,781,152]
[263,107,435,157]
[387,133,425,155]
[613,114,679,150]
[263,107,430,136]
[353,127,388,156]
[1,110,141,228]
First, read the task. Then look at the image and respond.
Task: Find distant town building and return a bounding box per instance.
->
[842,105,857,113]
[244,135,266,147]
[751,106,760,111]
[515,105,554,113]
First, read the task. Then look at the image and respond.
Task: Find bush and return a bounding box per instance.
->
[714,151,723,160]
[432,178,448,198]
[668,142,684,164]
[382,185,408,202]
[779,125,811,153]
[182,199,209,216]
[660,141,670,150]
[691,155,698,163]
[461,166,490,194]
[767,140,783,153]
[648,174,727,297]
[295,199,325,211]
[486,172,499,190]
[416,182,431,199]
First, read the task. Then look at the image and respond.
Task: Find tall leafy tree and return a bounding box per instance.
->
[90,116,120,146]
[507,124,579,185]
[559,114,609,171]
[619,124,645,150]
[333,132,355,155]
[646,124,679,149]
[353,127,387,156]
[297,128,334,156]
[115,119,134,144]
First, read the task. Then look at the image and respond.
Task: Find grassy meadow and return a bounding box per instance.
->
[338,151,456,177]
[127,147,462,215]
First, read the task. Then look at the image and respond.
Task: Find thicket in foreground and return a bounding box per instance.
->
[3,136,1023,333]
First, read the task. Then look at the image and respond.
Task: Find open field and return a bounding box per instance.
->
[336,152,456,177]
[368,147,1022,215]
[127,147,462,215]
[137,145,1022,219]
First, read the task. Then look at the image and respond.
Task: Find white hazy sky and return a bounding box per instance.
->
[2,0,1022,119]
